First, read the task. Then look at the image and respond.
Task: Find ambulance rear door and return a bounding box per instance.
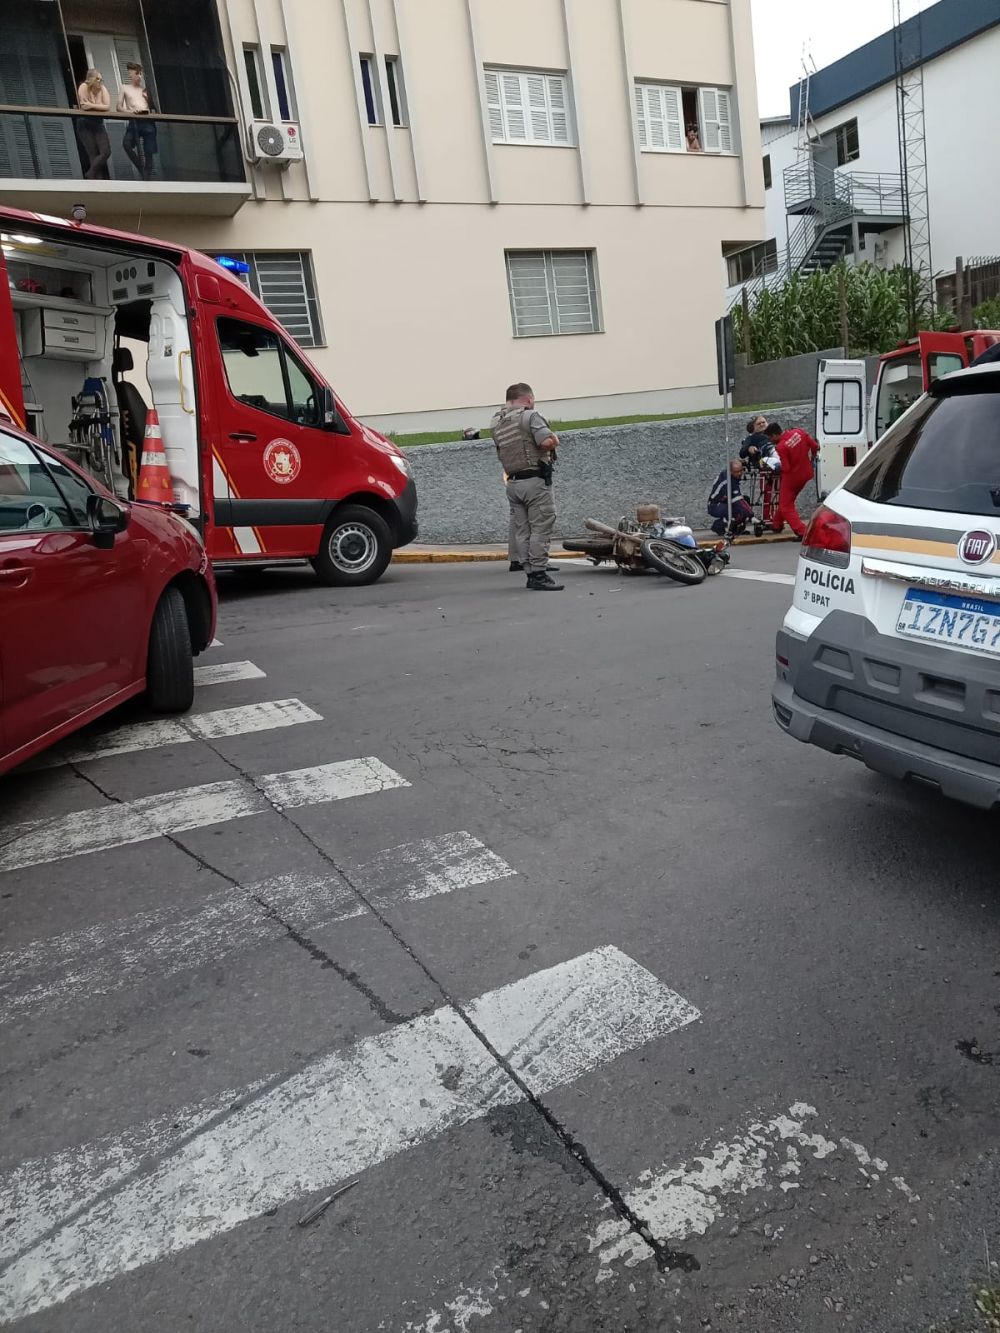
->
[815,358,867,499]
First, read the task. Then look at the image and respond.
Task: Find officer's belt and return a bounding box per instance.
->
[507,469,541,481]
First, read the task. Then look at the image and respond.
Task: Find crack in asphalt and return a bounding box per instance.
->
[182,737,701,1275]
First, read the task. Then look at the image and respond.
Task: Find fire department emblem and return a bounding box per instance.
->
[263,439,301,485]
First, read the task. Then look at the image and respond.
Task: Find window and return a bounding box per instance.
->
[634,82,733,153]
[928,352,964,382]
[834,118,860,166]
[271,48,295,121]
[845,388,1000,518]
[212,251,323,347]
[505,250,600,338]
[822,380,863,436]
[359,55,381,126]
[0,433,90,532]
[726,239,778,287]
[763,154,772,189]
[244,45,267,120]
[484,70,573,146]
[217,318,321,427]
[384,56,406,127]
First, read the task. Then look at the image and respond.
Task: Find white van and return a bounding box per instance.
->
[773,361,1000,809]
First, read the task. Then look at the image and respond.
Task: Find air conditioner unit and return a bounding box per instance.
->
[248,120,303,165]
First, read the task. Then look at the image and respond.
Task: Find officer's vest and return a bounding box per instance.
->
[491,407,545,475]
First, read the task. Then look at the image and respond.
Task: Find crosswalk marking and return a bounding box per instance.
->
[193,660,266,688]
[0,947,700,1322]
[1,833,516,1024]
[29,699,321,770]
[724,568,796,586]
[405,1103,920,1329]
[0,758,409,874]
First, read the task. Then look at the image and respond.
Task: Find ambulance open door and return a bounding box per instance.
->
[815,359,867,500]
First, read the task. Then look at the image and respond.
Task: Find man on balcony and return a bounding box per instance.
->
[118,63,157,182]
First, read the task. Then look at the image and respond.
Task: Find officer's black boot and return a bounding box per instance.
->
[526,570,564,591]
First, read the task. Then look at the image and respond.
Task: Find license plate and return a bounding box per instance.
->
[897,587,1000,656]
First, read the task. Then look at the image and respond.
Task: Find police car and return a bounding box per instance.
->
[773,360,1000,809]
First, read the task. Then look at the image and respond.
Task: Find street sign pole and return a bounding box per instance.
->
[716,315,735,531]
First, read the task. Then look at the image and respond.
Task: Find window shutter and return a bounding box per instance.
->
[484,70,504,141]
[699,86,732,153]
[501,73,527,141]
[550,252,596,334]
[663,86,684,152]
[251,253,320,346]
[634,83,647,149]
[507,251,555,337]
[547,75,571,143]
[715,89,733,153]
[646,86,666,150]
[525,74,550,142]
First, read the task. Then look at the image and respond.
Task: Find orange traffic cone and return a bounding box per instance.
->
[135,408,175,506]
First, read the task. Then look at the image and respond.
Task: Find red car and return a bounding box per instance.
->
[0,425,216,776]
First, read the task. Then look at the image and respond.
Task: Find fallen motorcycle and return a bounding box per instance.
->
[562,504,729,586]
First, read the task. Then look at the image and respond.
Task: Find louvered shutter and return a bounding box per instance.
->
[550,252,596,333]
[507,252,555,337]
[547,75,570,144]
[646,86,666,150]
[484,70,505,142]
[699,86,733,153]
[715,88,733,153]
[253,253,318,345]
[501,73,527,141]
[662,86,684,151]
[525,74,550,142]
[634,84,647,149]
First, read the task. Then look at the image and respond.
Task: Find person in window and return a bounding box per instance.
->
[76,70,112,180]
[686,123,702,152]
[118,63,158,182]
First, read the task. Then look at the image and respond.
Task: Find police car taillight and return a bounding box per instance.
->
[802,505,852,569]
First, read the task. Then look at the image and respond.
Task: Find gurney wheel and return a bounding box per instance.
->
[753,522,764,537]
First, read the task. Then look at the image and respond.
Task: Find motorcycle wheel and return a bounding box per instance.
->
[640,539,707,586]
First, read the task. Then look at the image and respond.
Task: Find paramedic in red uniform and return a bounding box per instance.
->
[765,422,819,538]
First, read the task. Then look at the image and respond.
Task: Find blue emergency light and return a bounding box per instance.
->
[214,255,250,275]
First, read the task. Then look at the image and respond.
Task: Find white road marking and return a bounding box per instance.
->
[588,1102,918,1281]
[0,948,700,1322]
[1,833,516,1023]
[0,758,409,874]
[29,699,321,770]
[405,1103,920,1330]
[724,568,796,586]
[208,638,223,648]
[193,660,266,687]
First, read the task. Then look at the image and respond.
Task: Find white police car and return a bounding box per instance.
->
[773,361,1000,808]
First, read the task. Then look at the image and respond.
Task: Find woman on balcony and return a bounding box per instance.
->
[76,70,112,180]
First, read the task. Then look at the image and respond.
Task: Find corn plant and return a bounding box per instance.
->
[974,297,1000,329]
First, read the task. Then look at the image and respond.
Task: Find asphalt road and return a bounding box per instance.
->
[1,548,998,1333]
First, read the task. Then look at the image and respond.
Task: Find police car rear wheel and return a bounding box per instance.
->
[312,505,393,586]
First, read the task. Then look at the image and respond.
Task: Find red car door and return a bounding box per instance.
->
[211,315,333,559]
[0,432,146,757]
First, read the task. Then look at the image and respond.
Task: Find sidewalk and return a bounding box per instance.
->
[393,530,796,563]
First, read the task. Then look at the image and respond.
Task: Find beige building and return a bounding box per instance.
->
[1,0,764,431]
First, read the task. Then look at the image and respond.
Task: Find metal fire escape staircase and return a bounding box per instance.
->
[783,161,906,274]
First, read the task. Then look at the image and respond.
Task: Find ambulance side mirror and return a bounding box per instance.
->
[320,385,350,435]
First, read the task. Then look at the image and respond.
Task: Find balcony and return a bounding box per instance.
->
[0,107,251,218]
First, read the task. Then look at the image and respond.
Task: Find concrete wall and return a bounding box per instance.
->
[405,403,816,544]
[734,348,844,408]
[104,0,765,430]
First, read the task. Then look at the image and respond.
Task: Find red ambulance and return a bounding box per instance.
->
[0,206,417,585]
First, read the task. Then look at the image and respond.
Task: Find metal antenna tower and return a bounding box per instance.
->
[894,0,932,333]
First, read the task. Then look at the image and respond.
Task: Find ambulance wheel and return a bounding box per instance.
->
[312,505,393,586]
[146,586,194,713]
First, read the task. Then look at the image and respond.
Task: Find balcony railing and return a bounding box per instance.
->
[783,161,904,220]
[0,106,246,187]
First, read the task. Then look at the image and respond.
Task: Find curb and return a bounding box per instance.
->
[393,532,799,564]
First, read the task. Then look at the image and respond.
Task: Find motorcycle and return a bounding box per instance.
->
[563,504,730,586]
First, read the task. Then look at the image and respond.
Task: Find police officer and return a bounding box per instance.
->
[491,383,563,591]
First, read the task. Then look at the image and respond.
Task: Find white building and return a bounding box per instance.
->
[0,0,765,434]
[726,0,1000,302]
